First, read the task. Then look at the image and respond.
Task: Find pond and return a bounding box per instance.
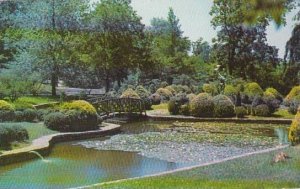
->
[0,120,289,189]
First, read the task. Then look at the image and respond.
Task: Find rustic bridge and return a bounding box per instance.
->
[87,96,147,116]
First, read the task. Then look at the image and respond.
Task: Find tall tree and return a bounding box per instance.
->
[210,0,279,84]
[7,0,90,96]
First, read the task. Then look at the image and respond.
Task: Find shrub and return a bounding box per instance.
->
[224,85,239,97]
[65,110,98,132]
[285,86,300,103]
[202,83,217,95]
[14,109,37,122]
[44,112,70,131]
[172,85,192,94]
[180,104,190,116]
[61,100,97,114]
[160,81,169,88]
[289,113,300,145]
[0,124,29,147]
[168,99,181,115]
[190,93,214,117]
[149,93,161,105]
[235,106,247,118]
[264,87,282,101]
[174,92,189,104]
[165,86,176,95]
[213,95,235,118]
[135,85,150,99]
[156,88,173,101]
[0,100,14,111]
[253,104,270,117]
[187,93,196,102]
[120,88,141,99]
[244,82,264,100]
[262,95,281,114]
[288,95,300,115]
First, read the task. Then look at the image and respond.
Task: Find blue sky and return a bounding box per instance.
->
[130,0,297,58]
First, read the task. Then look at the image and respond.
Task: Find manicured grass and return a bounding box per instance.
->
[151,103,168,110]
[273,109,295,119]
[98,146,300,189]
[15,96,58,105]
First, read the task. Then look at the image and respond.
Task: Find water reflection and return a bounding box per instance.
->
[0,141,192,189]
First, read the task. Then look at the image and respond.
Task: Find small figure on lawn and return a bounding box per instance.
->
[272,152,291,164]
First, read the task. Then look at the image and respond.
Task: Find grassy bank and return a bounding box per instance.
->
[0,122,58,151]
[98,146,300,189]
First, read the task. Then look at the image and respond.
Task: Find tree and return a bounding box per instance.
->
[148,8,191,83]
[192,38,211,62]
[7,0,90,96]
[210,0,279,85]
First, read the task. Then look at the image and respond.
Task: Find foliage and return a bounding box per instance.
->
[156,88,173,101]
[44,112,69,131]
[235,106,247,118]
[0,100,14,111]
[202,83,218,96]
[224,85,239,97]
[288,95,300,115]
[253,104,270,117]
[149,93,161,105]
[187,93,196,102]
[14,109,37,122]
[244,82,264,100]
[289,113,300,145]
[121,88,141,99]
[285,86,300,104]
[135,86,150,99]
[179,104,190,116]
[213,95,235,118]
[190,93,214,117]
[0,124,28,148]
[210,0,279,82]
[168,98,181,115]
[165,86,176,95]
[60,100,97,114]
[262,95,281,114]
[264,87,282,101]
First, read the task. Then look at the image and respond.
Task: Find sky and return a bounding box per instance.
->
[130,0,297,58]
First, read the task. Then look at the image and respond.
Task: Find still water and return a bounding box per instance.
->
[0,139,193,189]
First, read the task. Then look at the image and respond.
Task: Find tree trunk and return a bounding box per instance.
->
[105,76,110,93]
[51,73,57,96]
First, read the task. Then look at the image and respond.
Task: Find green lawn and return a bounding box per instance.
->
[98,146,300,189]
[15,96,58,105]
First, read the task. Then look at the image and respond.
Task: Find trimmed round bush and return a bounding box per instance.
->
[165,86,176,95]
[0,100,14,111]
[235,106,247,118]
[65,110,98,132]
[14,109,37,122]
[187,93,196,102]
[120,88,141,99]
[44,112,69,131]
[190,93,214,117]
[168,99,181,115]
[160,81,169,88]
[244,82,264,100]
[149,93,161,105]
[285,86,300,103]
[156,88,173,101]
[289,113,300,145]
[253,104,270,117]
[180,104,190,116]
[264,87,282,101]
[135,86,150,99]
[213,95,235,118]
[60,100,97,114]
[262,95,281,114]
[288,95,300,115]
[224,85,239,97]
[0,124,29,147]
[202,83,217,95]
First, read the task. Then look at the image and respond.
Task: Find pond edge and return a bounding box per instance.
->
[0,122,121,165]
